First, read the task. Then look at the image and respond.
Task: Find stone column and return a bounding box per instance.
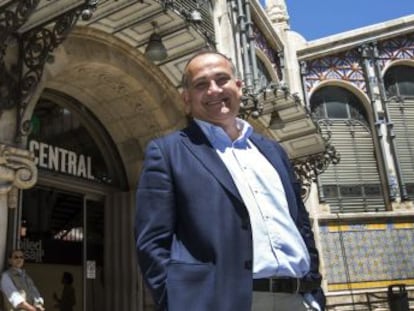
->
[0,144,37,269]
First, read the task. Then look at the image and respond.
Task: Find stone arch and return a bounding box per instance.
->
[255,48,279,82]
[25,26,187,188]
[381,58,414,76]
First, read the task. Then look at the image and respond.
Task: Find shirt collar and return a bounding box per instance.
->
[10,267,24,275]
[194,118,253,149]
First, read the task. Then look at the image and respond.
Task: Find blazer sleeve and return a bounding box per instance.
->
[135,139,175,310]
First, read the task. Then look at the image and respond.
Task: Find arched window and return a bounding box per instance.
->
[29,90,127,188]
[384,65,414,98]
[311,86,385,213]
[256,57,273,90]
[312,86,368,124]
[385,65,414,197]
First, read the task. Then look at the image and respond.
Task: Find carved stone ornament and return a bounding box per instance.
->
[293,143,340,200]
[0,144,37,195]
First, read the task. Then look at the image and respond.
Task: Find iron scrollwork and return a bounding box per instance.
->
[0,0,42,111]
[20,10,81,102]
[0,0,99,113]
[293,143,340,200]
[0,0,41,45]
[239,81,292,119]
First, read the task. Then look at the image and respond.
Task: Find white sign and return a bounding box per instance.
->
[29,140,94,180]
[87,260,96,279]
[21,239,44,263]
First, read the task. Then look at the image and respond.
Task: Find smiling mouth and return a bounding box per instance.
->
[205,99,230,114]
[206,97,228,106]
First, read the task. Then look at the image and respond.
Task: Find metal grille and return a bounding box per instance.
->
[388,98,414,197]
[318,120,385,212]
[176,0,215,41]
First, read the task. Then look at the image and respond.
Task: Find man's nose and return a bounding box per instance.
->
[207,80,222,93]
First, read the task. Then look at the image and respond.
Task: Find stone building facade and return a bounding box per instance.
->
[0,0,412,310]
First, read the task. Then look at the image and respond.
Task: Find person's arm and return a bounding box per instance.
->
[17,300,42,311]
[1,273,41,311]
[1,272,25,308]
[135,139,176,310]
[25,274,44,307]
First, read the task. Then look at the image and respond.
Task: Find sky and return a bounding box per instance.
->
[284,0,414,41]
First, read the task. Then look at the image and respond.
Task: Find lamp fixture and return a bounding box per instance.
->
[145,21,167,62]
[81,0,99,21]
[189,9,203,23]
[188,0,204,23]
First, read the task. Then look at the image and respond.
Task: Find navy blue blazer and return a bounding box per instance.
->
[135,121,324,311]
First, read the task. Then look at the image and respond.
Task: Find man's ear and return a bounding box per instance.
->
[181,91,191,115]
[235,79,243,96]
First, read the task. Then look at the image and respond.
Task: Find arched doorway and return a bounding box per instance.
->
[21,91,127,311]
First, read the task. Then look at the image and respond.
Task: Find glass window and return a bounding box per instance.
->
[311,86,368,124]
[256,57,272,90]
[384,65,414,98]
[29,99,114,185]
[311,86,385,212]
[340,185,362,197]
[326,101,348,119]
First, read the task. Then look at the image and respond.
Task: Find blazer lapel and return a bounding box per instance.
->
[181,122,243,203]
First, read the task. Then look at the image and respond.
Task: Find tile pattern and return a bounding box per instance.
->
[319,222,414,288]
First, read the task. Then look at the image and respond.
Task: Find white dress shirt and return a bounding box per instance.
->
[195,118,311,278]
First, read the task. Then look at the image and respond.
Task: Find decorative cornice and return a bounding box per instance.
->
[297,15,414,59]
[301,48,366,94]
[300,33,414,95]
[375,33,414,69]
[0,144,37,194]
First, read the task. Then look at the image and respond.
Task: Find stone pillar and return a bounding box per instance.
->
[0,144,37,269]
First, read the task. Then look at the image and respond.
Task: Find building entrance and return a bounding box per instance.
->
[21,186,105,311]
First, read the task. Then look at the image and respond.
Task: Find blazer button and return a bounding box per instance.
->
[244,260,252,270]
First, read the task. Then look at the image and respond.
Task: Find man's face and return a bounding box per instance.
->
[182,53,243,127]
[9,251,25,268]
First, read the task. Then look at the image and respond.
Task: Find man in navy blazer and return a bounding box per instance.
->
[135,51,325,311]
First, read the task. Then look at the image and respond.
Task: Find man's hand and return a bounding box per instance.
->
[17,301,41,311]
[35,304,45,311]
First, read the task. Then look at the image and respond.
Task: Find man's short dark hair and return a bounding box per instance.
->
[181,50,237,89]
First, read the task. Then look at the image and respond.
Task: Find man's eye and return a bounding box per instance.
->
[216,77,230,86]
[194,82,208,90]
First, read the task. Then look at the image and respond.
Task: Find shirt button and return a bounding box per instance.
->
[244,260,252,270]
